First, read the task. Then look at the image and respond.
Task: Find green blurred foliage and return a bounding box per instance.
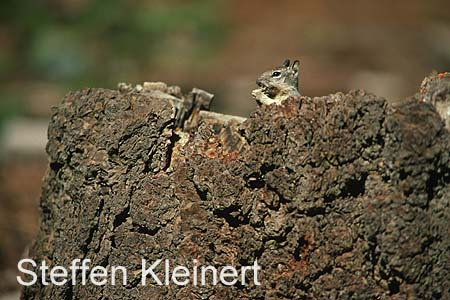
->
[0,0,227,122]
[0,93,23,126]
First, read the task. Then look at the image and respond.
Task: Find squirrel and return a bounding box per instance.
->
[251,59,300,105]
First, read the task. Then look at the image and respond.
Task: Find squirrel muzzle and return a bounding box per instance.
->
[256,80,263,88]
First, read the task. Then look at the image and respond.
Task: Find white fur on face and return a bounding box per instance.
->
[252,88,277,105]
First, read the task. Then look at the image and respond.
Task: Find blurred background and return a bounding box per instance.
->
[1,0,449,298]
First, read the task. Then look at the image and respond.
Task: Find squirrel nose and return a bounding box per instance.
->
[256,80,262,87]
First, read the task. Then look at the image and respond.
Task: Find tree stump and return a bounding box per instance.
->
[22,75,449,299]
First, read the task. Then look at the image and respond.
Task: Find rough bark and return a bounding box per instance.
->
[23,75,449,299]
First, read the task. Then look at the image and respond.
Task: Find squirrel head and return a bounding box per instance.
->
[256,59,300,92]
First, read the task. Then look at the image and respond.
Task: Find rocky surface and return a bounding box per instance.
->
[23,75,449,299]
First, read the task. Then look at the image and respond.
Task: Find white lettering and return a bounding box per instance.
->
[141,259,162,285]
[172,266,189,286]
[111,266,127,286]
[90,266,108,285]
[40,260,49,286]
[220,266,238,286]
[164,259,170,285]
[81,259,90,285]
[16,258,261,287]
[192,259,198,286]
[16,259,37,286]
[50,266,68,286]
[200,265,218,286]
[252,260,261,285]
[70,259,81,285]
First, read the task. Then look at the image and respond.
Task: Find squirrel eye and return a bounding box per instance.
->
[272,71,281,77]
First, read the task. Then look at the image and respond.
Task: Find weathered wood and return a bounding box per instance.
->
[23,75,450,299]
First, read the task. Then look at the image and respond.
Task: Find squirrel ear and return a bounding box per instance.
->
[282,59,290,67]
[292,60,300,72]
